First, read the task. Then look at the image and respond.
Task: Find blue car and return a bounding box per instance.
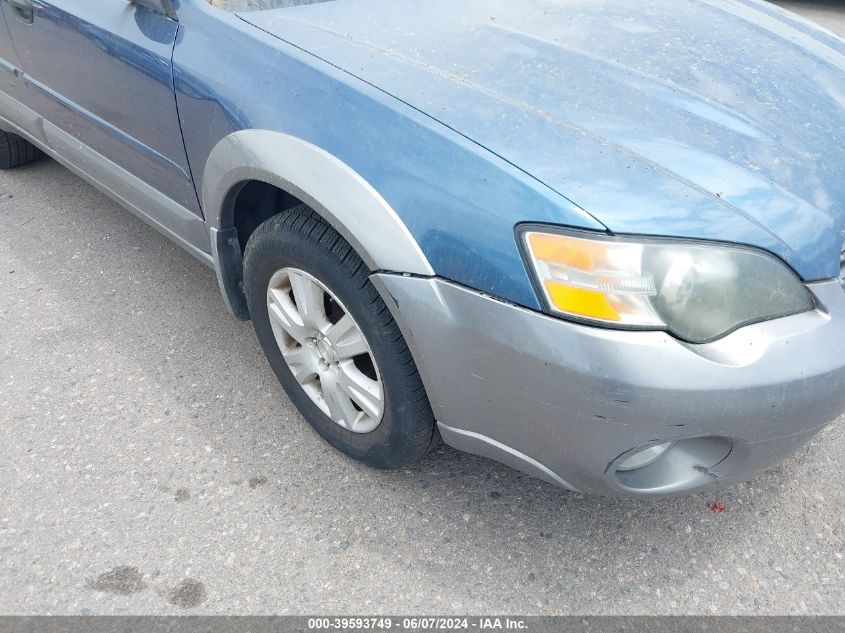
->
[1,0,843,497]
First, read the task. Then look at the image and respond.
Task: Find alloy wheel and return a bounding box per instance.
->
[265,267,384,433]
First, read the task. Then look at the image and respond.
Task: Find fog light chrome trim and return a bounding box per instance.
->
[615,441,676,472]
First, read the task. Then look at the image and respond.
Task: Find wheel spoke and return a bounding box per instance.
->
[320,370,360,430]
[265,267,385,434]
[289,270,329,331]
[267,289,311,344]
[283,347,319,386]
[337,362,384,421]
[326,314,369,360]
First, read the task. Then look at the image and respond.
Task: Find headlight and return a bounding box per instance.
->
[521,228,814,343]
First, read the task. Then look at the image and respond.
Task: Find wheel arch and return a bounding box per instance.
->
[202,130,434,320]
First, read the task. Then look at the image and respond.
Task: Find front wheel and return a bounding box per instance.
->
[243,205,438,469]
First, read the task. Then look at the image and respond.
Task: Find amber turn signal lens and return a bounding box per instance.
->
[523,231,661,326]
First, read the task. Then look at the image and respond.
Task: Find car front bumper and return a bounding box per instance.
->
[372,274,845,497]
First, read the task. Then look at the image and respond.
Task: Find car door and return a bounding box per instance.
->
[0,0,201,216]
[0,7,25,99]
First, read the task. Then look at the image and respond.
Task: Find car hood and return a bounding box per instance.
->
[242,0,845,281]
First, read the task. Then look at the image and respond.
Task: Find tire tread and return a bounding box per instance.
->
[0,131,43,169]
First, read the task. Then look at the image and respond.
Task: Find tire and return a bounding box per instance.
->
[243,204,438,469]
[0,130,42,169]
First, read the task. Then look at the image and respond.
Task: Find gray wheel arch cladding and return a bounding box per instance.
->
[202,130,434,319]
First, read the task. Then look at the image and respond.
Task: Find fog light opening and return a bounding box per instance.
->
[615,441,675,472]
[612,436,734,495]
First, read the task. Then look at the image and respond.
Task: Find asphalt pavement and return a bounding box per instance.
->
[0,0,843,616]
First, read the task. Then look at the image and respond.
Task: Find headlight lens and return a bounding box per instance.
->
[522,229,814,343]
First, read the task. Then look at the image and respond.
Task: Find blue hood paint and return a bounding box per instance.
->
[242,0,845,281]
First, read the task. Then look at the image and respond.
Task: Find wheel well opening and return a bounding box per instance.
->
[231,180,303,252]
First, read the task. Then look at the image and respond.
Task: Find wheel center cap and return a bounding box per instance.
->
[316,336,338,364]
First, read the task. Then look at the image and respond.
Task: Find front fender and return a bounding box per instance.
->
[202,130,434,319]
[204,130,434,274]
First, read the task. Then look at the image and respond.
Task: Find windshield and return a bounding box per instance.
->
[209,0,333,11]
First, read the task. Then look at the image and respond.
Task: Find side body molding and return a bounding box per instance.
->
[202,130,434,319]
